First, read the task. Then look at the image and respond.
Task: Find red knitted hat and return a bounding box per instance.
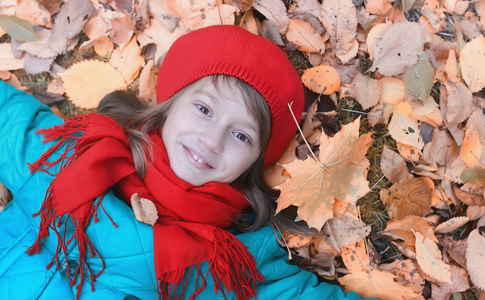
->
[156,25,304,168]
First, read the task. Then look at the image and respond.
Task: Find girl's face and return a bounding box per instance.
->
[162,79,262,186]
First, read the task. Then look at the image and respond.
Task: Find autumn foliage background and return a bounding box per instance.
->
[0,0,485,299]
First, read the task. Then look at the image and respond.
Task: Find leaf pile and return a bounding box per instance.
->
[1,0,485,299]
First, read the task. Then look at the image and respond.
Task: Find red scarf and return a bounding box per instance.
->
[27,114,263,300]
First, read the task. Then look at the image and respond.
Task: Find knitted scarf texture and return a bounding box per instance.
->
[27,113,263,299]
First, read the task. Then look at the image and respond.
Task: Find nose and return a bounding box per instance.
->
[198,126,224,154]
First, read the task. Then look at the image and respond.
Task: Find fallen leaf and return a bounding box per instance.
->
[253,0,289,34]
[396,141,421,162]
[339,269,418,299]
[383,215,438,243]
[460,126,482,168]
[16,27,57,59]
[466,229,485,290]
[460,35,485,93]
[369,22,431,76]
[109,36,144,85]
[110,11,135,46]
[461,167,485,183]
[368,101,393,126]
[0,14,37,41]
[138,59,158,106]
[276,118,372,229]
[341,73,380,110]
[202,4,236,27]
[366,22,389,60]
[341,239,370,273]
[328,211,371,248]
[422,128,459,166]
[131,193,158,226]
[431,264,470,300]
[0,43,25,70]
[380,177,433,220]
[414,231,452,284]
[445,48,461,82]
[439,236,467,268]
[379,259,425,293]
[365,0,392,15]
[388,109,425,149]
[467,206,485,221]
[379,76,406,105]
[442,81,474,125]
[286,19,325,54]
[320,0,358,64]
[301,65,341,95]
[403,53,434,101]
[48,0,95,54]
[60,60,126,108]
[434,216,470,233]
[380,146,411,183]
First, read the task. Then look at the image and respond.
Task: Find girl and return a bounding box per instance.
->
[0,25,364,300]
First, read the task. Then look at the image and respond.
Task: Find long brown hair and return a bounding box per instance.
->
[97,75,313,234]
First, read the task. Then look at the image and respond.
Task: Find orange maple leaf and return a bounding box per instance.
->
[276,117,372,230]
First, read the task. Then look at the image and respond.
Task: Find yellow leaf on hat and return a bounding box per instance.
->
[60,60,126,109]
[301,65,340,95]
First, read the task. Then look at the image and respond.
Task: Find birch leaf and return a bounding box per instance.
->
[131,193,158,226]
[0,14,36,41]
[461,126,482,168]
[403,53,434,101]
[380,177,433,220]
[379,259,425,293]
[109,36,144,85]
[466,229,485,290]
[286,19,325,54]
[320,0,358,64]
[380,146,411,183]
[414,231,452,284]
[461,167,485,183]
[48,0,95,54]
[369,22,431,76]
[328,211,371,248]
[434,216,470,233]
[339,269,418,299]
[388,108,424,149]
[60,60,126,108]
[342,73,381,110]
[431,264,470,300]
[460,35,485,93]
[276,118,372,229]
[253,0,289,34]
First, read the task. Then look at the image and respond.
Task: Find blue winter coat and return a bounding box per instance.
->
[0,81,364,299]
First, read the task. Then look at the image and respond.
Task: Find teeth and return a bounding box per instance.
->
[192,152,207,165]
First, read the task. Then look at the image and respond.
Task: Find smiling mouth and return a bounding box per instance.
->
[184,146,213,169]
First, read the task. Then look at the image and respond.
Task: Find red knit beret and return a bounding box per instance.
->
[156,25,304,168]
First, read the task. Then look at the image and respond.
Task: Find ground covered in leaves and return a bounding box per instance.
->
[1,0,485,299]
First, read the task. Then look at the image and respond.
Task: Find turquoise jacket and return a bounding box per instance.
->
[0,81,363,299]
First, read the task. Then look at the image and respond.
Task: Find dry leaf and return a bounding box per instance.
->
[320,0,358,64]
[339,269,418,299]
[379,76,406,105]
[434,216,470,233]
[466,229,485,290]
[388,109,425,149]
[460,35,485,93]
[0,43,24,70]
[368,101,393,126]
[366,22,389,60]
[396,141,421,162]
[253,0,289,34]
[384,215,438,243]
[341,239,370,273]
[48,0,95,54]
[403,53,434,101]
[467,206,485,220]
[130,193,158,226]
[422,128,459,166]
[60,60,126,108]
[379,259,425,293]
[301,65,341,95]
[442,81,474,125]
[109,36,144,85]
[138,59,158,106]
[110,11,135,46]
[431,264,470,300]
[16,28,57,59]
[328,211,371,248]
[461,126,482,168]
[286,19,325,54]
[445,48,460,82]
[369,22,431,76]
[380,146,411,183]
[440,236,467,268]
[380,177,433,220]
[202,4,236,27]
[414,231,452,284]
[276,118,372,229]
[341,73,380,110]
[0,0,51,28]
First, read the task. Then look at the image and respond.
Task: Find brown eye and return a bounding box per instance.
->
[234,132,250,143]
[196,104,211,117]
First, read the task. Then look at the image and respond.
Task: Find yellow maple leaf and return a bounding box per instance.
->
[275,117,372,230]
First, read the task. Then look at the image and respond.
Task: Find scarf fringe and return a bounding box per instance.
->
[27,115,109,300]
[157,227,263,300]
